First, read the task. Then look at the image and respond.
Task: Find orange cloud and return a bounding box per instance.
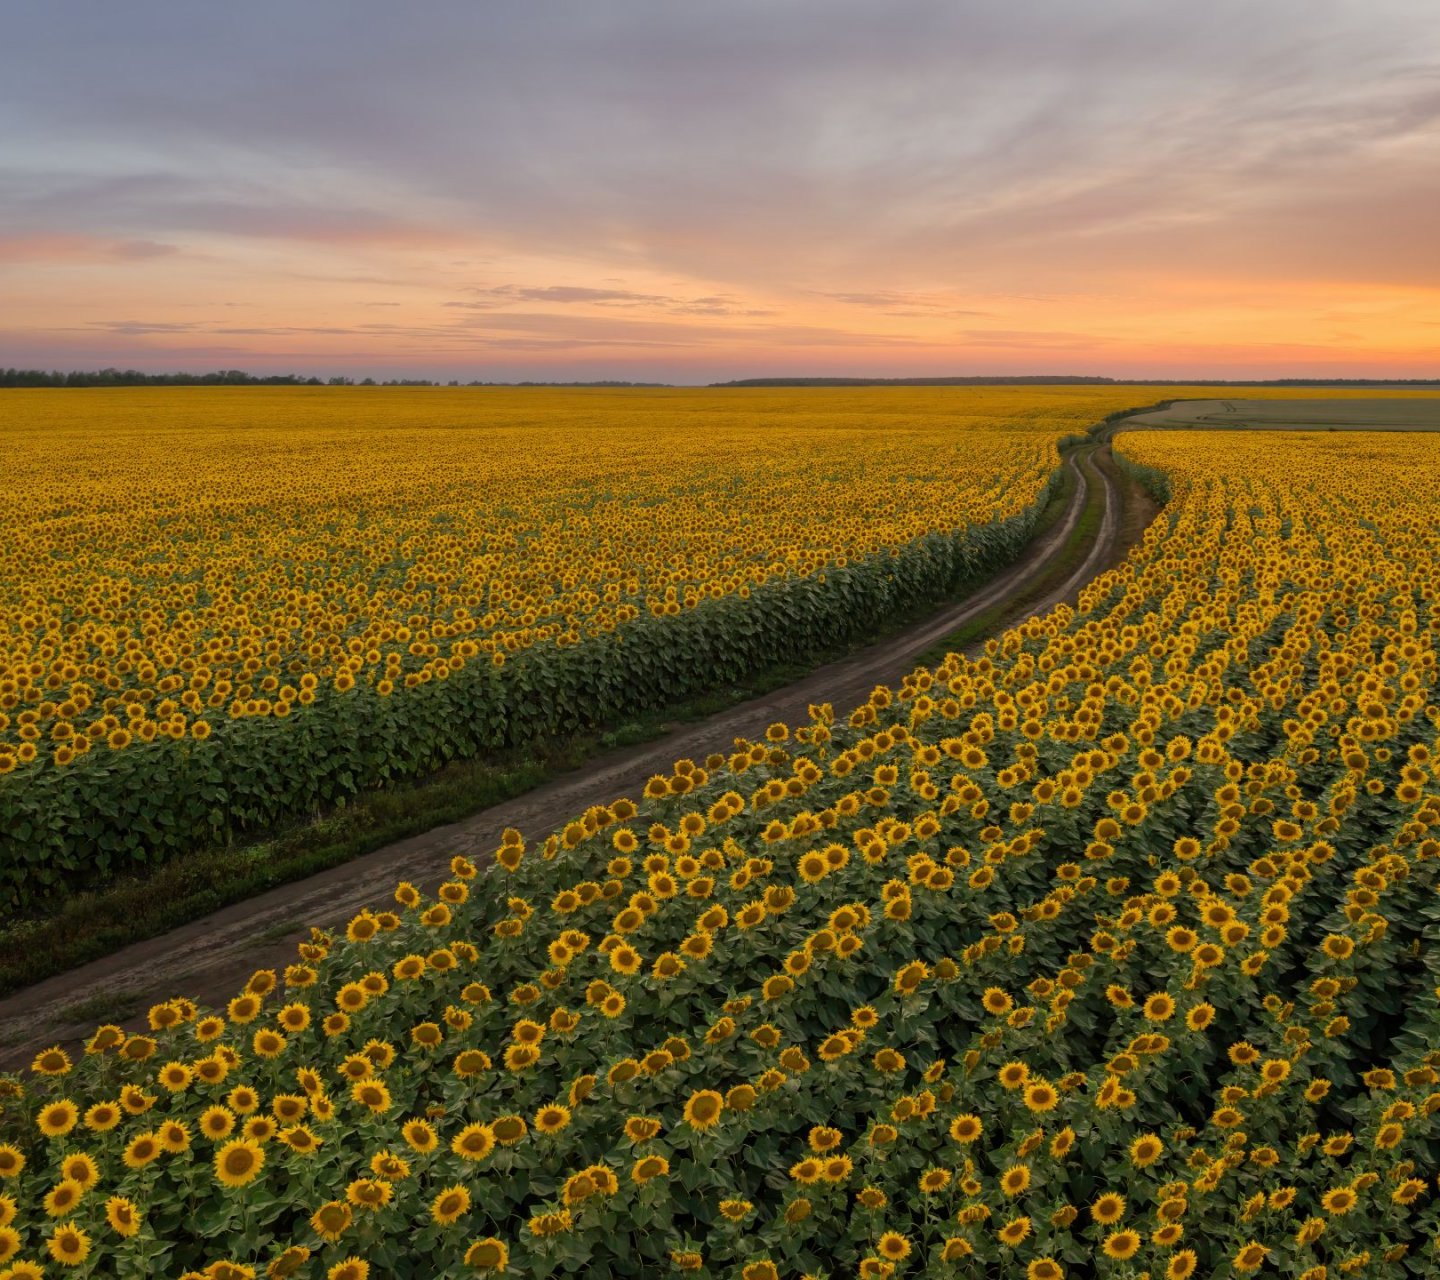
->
[0,234,178,265]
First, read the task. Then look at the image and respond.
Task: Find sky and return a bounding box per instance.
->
[2,1,1439,383]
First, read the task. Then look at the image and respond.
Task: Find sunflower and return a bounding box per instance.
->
[1374,1122,1403,1150]
[720,1088,754,1117]
[106,1195,142,1238]
[158,1120,190,1153]
[269,1247,312,1279]
[998,1216,1031,1246]
[631,1155,670,1184]
[1157,1195,1189,1223]
[351,1080,392,1113]
[1185,1002,1216,1031]
[42,1179,84,1218]
[431,1184,471,1226]
[1023,1080,1058,1113]
[798,852,828,883]
[1000,1164,1031,1197]
[46,1224,91,1266]
[464,1238,509,1269]
[122,1132,161,1169]
[1167,1251,1198,1280]
[243,1116,276,1143]
[157,1060,193,1092]
[683,1090,724,1130]
[370,1151,410,1182]
[227,1085,260,1114]
[402,1119,438,1153]
[193,1056,229,1085]
[214,1139,265,1188]
[452,1124,497,1161]
[1392,1178,1427,1205]
[252,1029,287,1059]
[1103,1230,1141,1260]
[876,1232,911,1260]
[1143,992,1176,1021]
[949,1114,983,1144]
[919,1168,951,1194]
[817,1151,846,1186]
[59,1153,97,1191]
[1321,1187,1357,1215]
[280,1125,322,1155]
[998,1060,1029,1089]
[625,1116,662,1144]
[534,1104,572,1135]
[1091,1193,1126,1225]
[1152,1220,1186,1249]
[37,1101,78,1138]
[30,1046,72,1077]
[311,1200,353,1243]
[790,1158,823,1184]
[82,1101,120,1132]
[228,994,261,1023]
[1232,1241,1268,1273]
[270,1094,307,1125]
[982,987,1013,1015]
[492,1116,528,1145]
[807,1126,843,1153]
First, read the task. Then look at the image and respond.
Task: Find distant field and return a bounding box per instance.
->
[1126,396,1440,430]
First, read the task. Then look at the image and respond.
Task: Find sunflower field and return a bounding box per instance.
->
[0,383,1147,906]
[2,423,1440,1278]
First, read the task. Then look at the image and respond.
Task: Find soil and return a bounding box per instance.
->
[0,442,1158,1067]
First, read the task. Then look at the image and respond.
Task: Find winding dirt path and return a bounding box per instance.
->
[0,440,1155,1066]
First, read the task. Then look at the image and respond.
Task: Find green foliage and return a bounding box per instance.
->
[0,498,1054,913]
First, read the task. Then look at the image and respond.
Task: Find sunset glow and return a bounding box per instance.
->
[3,1,1438,381]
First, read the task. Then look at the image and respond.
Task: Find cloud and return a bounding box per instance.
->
[475,285,670,305]
[81,319,199,335]
[0,233,179,264]
[3,1,1440,375]
[820,291,941,309]
[957,328,1121,350]
[452,284,766,317]
[447,307,933,352]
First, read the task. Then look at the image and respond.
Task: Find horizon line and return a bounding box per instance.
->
[5,366,1440,390]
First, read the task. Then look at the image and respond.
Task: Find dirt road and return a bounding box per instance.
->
[0,441,1154,1065]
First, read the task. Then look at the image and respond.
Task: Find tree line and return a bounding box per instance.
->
[0,368,672,388]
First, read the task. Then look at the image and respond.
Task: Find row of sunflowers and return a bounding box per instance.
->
[1,423,1439,1276]
[0,384,1136,905]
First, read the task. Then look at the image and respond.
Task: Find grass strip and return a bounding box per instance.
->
[912,446,1108,670]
